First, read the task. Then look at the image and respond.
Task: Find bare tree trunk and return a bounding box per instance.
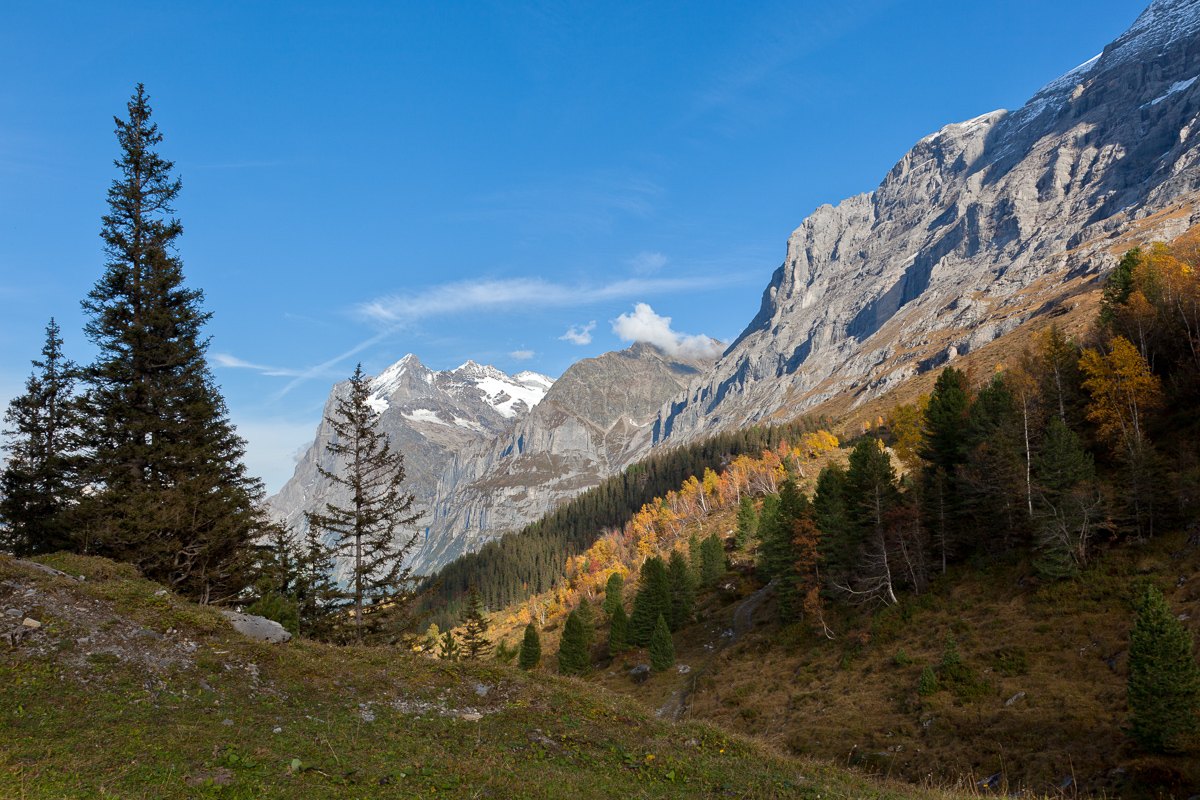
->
[1022,396,1033,518]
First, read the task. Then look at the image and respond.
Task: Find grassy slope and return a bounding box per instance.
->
[0,553,953,800]
[568,507,1200,798]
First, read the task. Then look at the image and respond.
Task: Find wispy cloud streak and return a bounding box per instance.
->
[358,275,725,326]
[211,353,303,376]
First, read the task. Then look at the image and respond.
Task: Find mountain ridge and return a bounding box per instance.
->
[642,0,1200,452]
[267,355,553,569]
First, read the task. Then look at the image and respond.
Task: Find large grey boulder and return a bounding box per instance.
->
[219,610,292,643]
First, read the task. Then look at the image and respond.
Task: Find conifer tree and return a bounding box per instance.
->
[304,364,423,644]
[493,638,519,664]
[667,549,696,631]
[1100,248,1139,325]
[246,525,301,635]
[602,572,624,616]
[919,367,970,552]
[836,437,902,605]
[576,595,596,647]
[0,319,83,556]
[1127,586,1200,753]
[649,613,674,672]
[813,463,855,584]
[734,496,758,548]
[518,622,541,670]
[608,602,629,656]
[1080,336,1164,540]
[960,374,1027,552]
[558,610,590,676]
[78,86,268,603]
[688,531,703,578]
[459,584,492,660]
[295,526,339,639]
[628,555,672,647]
[758,481,806,581]
[700,533,725,585]
[1032,418,1104,578]
[920,367,972,474]
[438,630,460,661]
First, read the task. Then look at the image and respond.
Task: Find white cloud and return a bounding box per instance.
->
[559,321,596,345]
[211,352,302,377]
[510,349,535,361]
[629,251,668,274]
[611,303,724,360]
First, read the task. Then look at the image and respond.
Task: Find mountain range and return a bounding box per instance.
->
[269,343,715,575]
[271,0,1200,577]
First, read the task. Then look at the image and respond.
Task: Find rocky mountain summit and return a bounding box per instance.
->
[410,342,716,574]
[268,342,713,577]
[268,356,552,552]
[642,0,1200,450]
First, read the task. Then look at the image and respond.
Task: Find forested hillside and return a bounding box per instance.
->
[419,415,831,630]
[426,232,1200,795]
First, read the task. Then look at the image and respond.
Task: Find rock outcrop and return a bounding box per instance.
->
[643,0,1200,450]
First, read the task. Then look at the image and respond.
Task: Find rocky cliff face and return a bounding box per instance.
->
[267,356,552,553]
[409,342,715,574]
[643,0,1200,450]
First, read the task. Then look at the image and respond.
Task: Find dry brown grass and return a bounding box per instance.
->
[576,513,1200,798]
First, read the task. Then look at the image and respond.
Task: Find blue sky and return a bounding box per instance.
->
[1,0,1149,492]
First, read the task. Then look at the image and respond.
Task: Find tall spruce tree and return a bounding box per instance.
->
[628,555,672,647]
[813,463,855,585]
[667,549,696,631]
[304,364,423,644]
[1032,418,1104,579]
[757,480,813,620]
[1,319,83,555]
[1127,586,1200,753]
[700,533,725,585]
[919,367,971,556]
[576,596,596,647]
[558,610,590,676]
[608,602,629,656]
[602,571,624,616]
[649,613,675,672]
[79,86,267,603]
[734,496,758,548]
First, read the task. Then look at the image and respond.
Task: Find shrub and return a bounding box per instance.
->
[518,623,541,670]
[246,592,299,636]
[493,639,519,665]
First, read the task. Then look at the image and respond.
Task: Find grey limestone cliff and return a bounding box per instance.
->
[644,0,1200,451]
